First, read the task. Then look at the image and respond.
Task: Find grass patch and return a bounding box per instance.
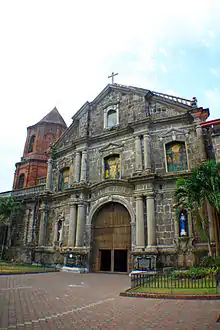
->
[133,287,217,295]
[0,263,57,274]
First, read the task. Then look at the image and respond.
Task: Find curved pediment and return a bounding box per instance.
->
[99,142,124,153]
[90,179,134,199]
[159,128,189,140]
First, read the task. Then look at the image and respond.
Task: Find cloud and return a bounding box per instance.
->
[210,68,220,78]
[159,47,168,57]
[205,88,220,119]
[160,63,168,73]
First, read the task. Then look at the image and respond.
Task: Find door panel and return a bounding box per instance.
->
[91,202,131,272]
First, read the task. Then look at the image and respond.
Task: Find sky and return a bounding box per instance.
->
[0,0,220,192]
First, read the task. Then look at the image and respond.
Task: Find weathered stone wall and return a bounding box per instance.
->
[7,84,214,268]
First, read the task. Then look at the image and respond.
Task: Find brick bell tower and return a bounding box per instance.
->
[13,107,67,189]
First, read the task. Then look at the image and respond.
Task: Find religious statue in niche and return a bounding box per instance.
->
[57,219,63,246]
[166,142,188,172]
[179,210,188,237]
[104,155,120,179]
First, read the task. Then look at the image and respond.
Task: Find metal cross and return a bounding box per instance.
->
[108,72,118,84]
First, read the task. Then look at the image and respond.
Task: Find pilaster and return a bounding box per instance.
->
[135,196,145,249]
[75,152,81,183]
[135,136,142,172]
[143,134,151,170]
[80,150,87,183]
[68,203,77,247]
[38,203,48,247]
[147,194,156,247]
[196,124,207,162]
[75,203,86,247]
[46,159,53,190]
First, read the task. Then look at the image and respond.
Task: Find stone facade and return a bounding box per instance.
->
[2,83,217,271]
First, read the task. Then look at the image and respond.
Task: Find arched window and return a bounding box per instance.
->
[28,135,35,153]
[104,155,120,179]
[166,141,188,172]
[107,109,117,128]
[18,174,25,189]
[58,168,69,191]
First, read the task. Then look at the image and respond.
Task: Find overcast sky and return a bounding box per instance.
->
[0,0,220,192]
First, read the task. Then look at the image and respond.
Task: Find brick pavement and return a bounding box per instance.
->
[0,272,220,329]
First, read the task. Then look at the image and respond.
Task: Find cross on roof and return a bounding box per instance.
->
[108,72,118,84]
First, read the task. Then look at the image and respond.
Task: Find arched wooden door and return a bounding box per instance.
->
[90,202,131,273]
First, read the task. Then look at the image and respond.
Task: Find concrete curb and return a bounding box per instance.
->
[120,290,220,300]
[0,270,59,276]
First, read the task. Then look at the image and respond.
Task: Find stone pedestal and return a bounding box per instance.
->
[147,195,156,247]
[68,204,77,247]
[135,136,142,172]
[75,204,86,247]
[75,152,81,183]
[135,196,145,249]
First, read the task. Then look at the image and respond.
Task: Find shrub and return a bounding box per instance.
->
[171,267,217,279]
[199,256,216,268]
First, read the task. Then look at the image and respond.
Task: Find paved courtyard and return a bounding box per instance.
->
[0,272,220,329]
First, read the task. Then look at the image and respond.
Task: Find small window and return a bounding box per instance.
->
[166,141,188,172]
[104,155,120,179]
[18,174,25,189]
[58,168,69,191]
[28,135,35,153]
[107,109,117,128]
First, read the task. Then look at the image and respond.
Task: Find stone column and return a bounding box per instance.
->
[196,124,206,162]
[46,159,53,190]
[80,150,87,183]
[75,203,86,247]
[135,196,145,248]
[147,195,156,247]
[75,152,81,183]
[68,203,77,247]
[143,134,151,170]
[135,136,142,172]
[38,203,48,246]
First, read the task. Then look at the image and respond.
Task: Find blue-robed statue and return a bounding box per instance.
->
[180,212,187,236]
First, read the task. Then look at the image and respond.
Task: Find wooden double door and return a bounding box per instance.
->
[91,202,131,272]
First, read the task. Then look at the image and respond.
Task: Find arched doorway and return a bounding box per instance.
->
[91,202,131,273]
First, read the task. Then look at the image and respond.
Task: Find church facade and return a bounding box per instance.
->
[2,83,217,272]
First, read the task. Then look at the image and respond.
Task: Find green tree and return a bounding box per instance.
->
[174,160,220,256]
[0,197,23,259]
